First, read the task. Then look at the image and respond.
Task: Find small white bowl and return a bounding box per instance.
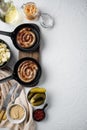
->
[27,89,47,109]
[7,103,26,124]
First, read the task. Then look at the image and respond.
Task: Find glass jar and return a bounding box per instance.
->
[23,2,39,20]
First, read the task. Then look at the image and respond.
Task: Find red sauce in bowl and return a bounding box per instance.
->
[33,109,45,121]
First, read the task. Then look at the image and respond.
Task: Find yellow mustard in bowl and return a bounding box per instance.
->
[9,104,25,120]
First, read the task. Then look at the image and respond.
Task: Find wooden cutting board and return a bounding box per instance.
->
[19,47,40,62]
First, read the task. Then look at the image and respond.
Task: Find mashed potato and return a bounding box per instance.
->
[0,42,10,66]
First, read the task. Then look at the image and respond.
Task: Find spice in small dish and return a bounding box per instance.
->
[9,104,25,120]
[0,41,11,67]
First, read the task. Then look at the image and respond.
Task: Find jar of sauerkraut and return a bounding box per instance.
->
[23,2,40,20]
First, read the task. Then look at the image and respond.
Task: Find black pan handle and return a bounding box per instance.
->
[0,31,12,37]
[43,103,48,110]
[0,75,13,84]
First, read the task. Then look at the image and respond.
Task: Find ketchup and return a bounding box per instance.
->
[33,109,45,121]
[33,103,48,121]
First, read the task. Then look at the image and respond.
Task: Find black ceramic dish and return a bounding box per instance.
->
[0,39,11,68]
[0,24,40,52]
[0,57,42,87]
[33,103,48,121]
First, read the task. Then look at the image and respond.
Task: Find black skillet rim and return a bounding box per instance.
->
[13,57,42,87]
[11,24,40,52]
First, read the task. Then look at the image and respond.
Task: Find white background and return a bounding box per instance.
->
[0,0,87,130]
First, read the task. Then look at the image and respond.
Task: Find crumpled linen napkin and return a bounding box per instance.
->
[0,67,36,130]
